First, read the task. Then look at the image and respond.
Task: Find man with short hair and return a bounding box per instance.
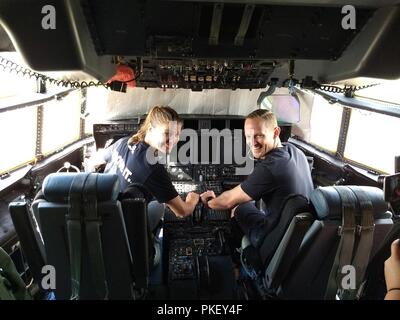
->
[200,109,313,247]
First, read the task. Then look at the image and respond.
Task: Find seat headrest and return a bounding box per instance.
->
[42,173,120,203]
[311,185,389,220]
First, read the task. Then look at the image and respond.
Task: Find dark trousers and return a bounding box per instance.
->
[234,201,274,248]
[147,200,165,234]
[147,201,165,267]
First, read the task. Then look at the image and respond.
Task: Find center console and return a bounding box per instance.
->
[162,164,246,299]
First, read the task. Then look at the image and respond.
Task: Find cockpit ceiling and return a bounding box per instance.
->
[177,0,399,7]
[86,0,373,60]
[0,0,377,60]
[1,1,400,85]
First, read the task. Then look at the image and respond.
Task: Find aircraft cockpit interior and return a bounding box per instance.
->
[0,0,400,302]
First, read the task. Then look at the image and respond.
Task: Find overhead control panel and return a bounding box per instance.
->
[135,58,275,90]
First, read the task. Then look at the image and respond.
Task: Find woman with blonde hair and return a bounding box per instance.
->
[97,106,199,233]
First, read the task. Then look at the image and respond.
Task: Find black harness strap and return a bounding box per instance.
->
[348,187,375,300]
[66,173,89,300]
[83,173,109,299]
[325,186,356,300]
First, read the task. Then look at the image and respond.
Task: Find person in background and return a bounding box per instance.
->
[384,239,400,300]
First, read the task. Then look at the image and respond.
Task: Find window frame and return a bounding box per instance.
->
[0,89,86,176]
[300,89,400,175]
[304,93,345,156]
[343,108,400,174]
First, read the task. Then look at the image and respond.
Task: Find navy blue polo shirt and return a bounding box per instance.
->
[240,143,313,223]
[103,137,178,203]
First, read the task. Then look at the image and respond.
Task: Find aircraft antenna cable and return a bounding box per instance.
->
[0,56,111,90]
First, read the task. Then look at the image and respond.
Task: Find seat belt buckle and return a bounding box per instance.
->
[338,226,355,236]
[84,216,102,223]
[66,216,84,224]
[355,224,375,236]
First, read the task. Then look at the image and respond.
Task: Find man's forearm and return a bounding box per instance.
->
[208,192,233,211]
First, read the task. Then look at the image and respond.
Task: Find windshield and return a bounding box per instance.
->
[355,79,400,105]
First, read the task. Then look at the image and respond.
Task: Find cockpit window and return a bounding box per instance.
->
[41,91,81,155]
[308,94,343,153]
[344,109,400,174]
[0,107,37,175]
[0,53,37,175]
[355,79,400,105]
[0,52,35,100]
[85,87,109,134]
[0,52,83,175]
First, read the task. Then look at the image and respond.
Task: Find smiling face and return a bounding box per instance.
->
[149,121,182,154]
[244,117,280,159]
